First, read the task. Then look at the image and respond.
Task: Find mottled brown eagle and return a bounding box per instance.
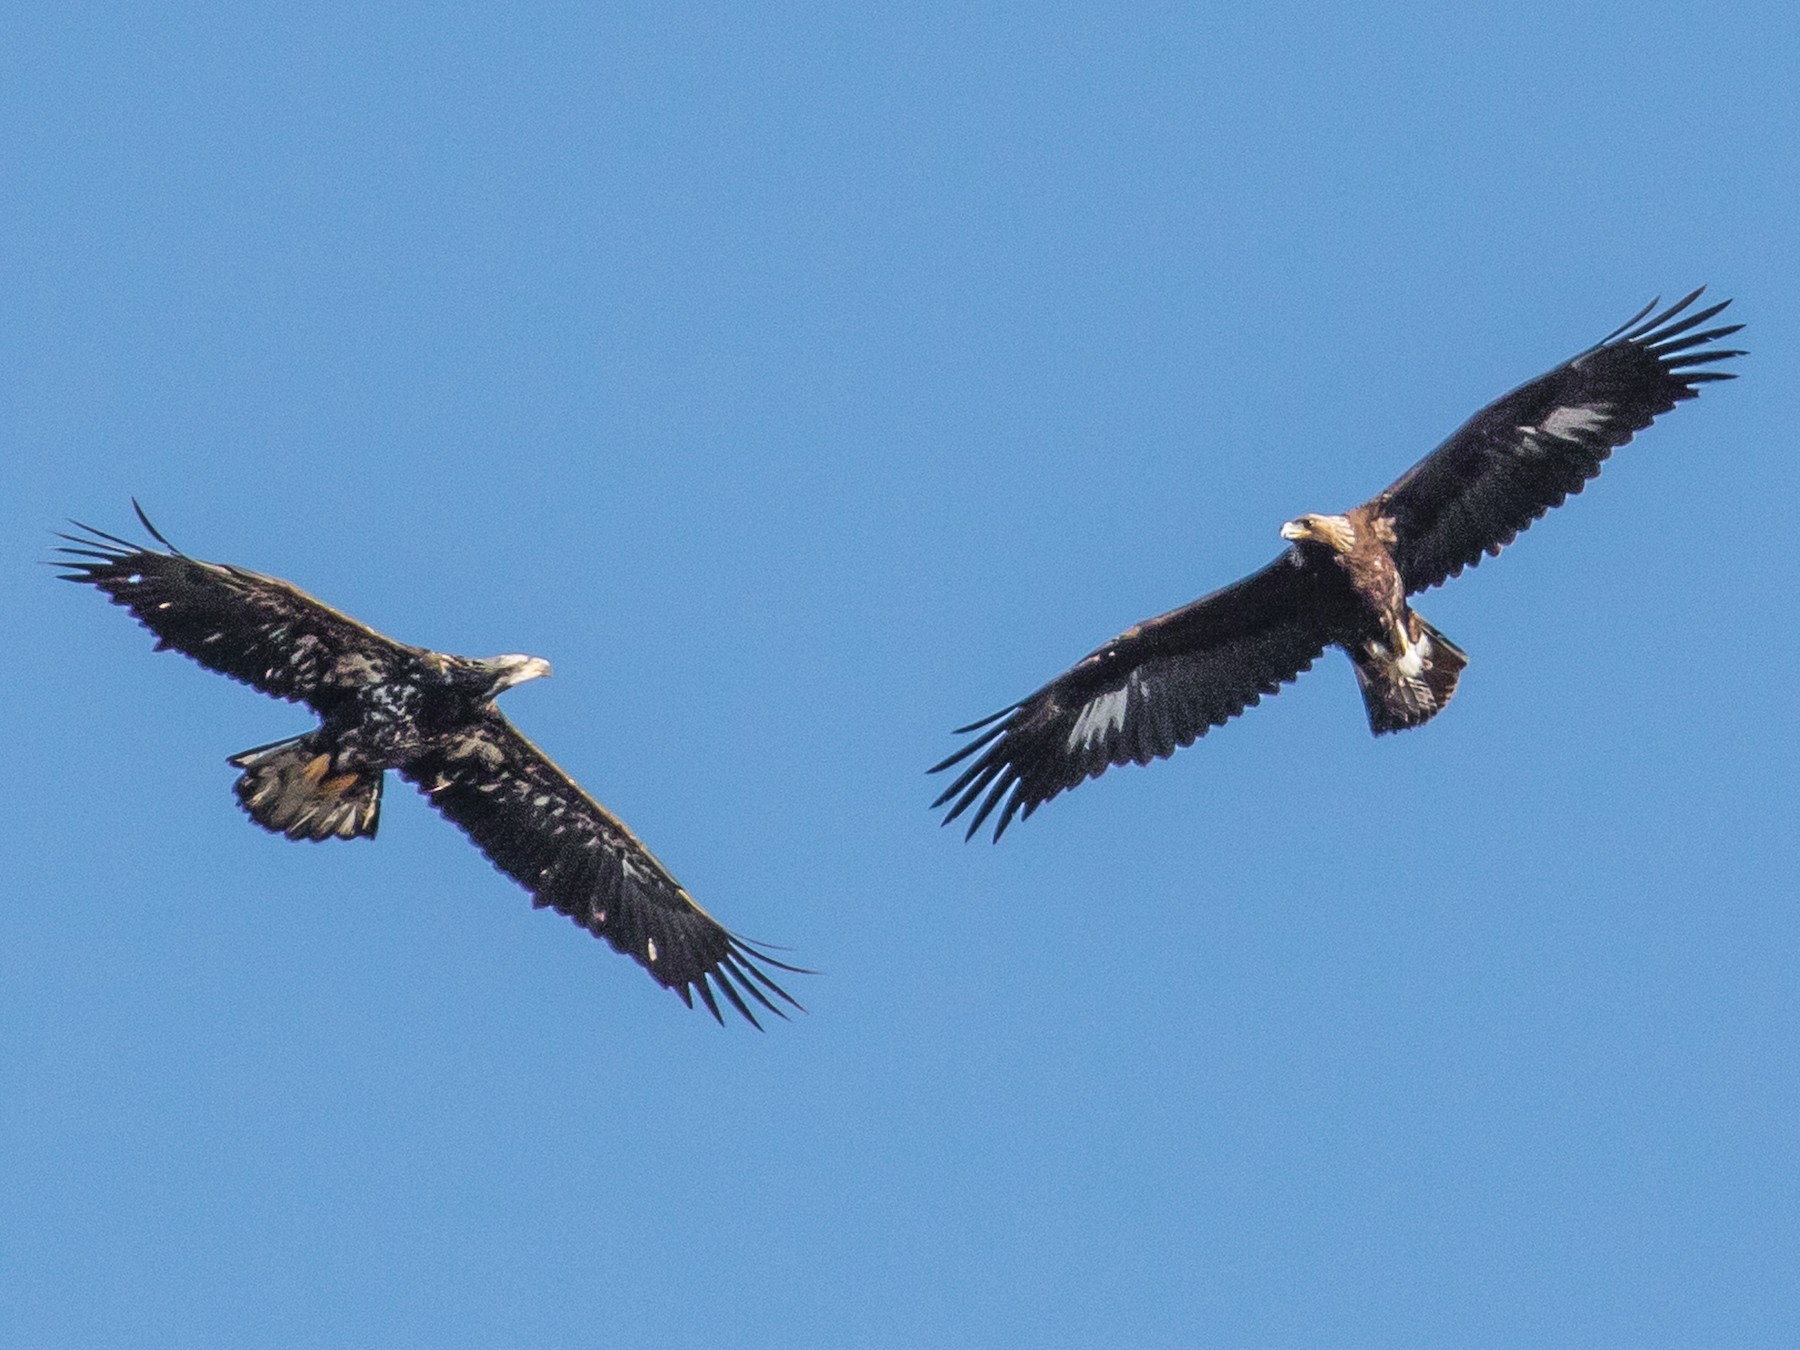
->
[932,289,1744,840]
[58,506,802,1026]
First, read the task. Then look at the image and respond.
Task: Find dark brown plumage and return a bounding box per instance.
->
[57,505,802,1025]
[932,289,1744,840]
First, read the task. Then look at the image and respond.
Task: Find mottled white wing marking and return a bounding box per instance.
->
[397,715,803,1026]
[1066,682,1132,753]
[332,651,385,683]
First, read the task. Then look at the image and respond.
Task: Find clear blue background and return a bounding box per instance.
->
[5,2,1797,1345]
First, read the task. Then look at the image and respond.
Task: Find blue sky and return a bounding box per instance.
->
[5,2,1798,1345]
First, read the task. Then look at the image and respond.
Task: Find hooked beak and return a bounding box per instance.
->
[1280,518,1310,542]
[492,655,553,694]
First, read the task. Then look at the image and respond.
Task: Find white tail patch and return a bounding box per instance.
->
[1394,629,1428,679]
[1354,612,1468,736]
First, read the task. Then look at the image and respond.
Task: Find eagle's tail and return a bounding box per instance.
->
[229,735,382,841]
[1353,612,1468,736]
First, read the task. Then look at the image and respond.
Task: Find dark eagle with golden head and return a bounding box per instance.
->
[933,289,1744,840]
[58,506,802,1026]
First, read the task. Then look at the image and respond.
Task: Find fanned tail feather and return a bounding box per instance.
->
[1354,613,1467,736]
[229,735,382,841]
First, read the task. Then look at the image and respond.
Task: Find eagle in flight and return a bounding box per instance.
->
[58,506,802,1026]
[932,288,1744,841]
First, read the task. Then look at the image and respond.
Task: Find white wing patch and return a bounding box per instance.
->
[1067,683,1132,753]
[1535,401,1613,442]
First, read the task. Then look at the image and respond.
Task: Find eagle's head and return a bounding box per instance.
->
[478,653,553,698]
[1280,513,1357,553]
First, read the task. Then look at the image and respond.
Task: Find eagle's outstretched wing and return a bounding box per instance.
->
[1375,289,1744,594]
[401,712,804,1026]
[931,555,1332,841]
[54,503,420,710]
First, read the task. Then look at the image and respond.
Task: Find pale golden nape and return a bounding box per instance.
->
[1279,513,1358,553]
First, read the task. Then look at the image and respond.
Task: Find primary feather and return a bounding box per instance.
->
[1376,289,1744,592]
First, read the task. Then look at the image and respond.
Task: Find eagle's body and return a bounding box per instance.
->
[225,649,552,845]
[1280,507,1467,735]
[933,289,1744,840]
[58,508,799,1026]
